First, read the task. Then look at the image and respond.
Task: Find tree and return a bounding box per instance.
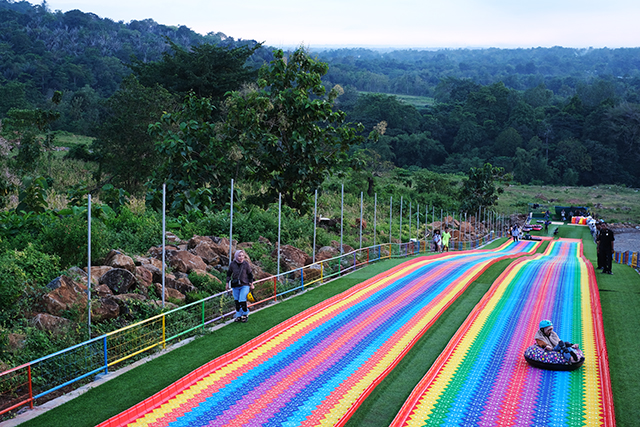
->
[1,107,60,172]
[459,163,508,213]
[92,75,177,194]
[130,39,261,102]
[148,92,237,213]
[222,47,365,212]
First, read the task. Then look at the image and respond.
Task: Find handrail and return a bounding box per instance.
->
[0,233,498,415]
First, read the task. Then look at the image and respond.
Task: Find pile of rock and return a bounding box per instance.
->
[33,234,316,334]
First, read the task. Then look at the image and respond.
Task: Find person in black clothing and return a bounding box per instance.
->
[226,250,255,322]
[595,222,604,270]
[598,224,615,275]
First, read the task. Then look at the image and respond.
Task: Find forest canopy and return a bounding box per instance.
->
[1,0,640,196]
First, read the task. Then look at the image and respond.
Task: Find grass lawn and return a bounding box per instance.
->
[498,184,640,224]
[19,231,639,427]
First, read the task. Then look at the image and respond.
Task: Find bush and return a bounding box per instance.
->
[39,214,109,268]
[103,207,162,255]
[0,254,28,313]
[0,244,60,314]
[188,270,225,295]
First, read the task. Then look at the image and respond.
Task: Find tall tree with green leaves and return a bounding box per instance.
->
[459,163,509,213]
[222,47,365,212]
[92,75,177,194]
[129,39,261,102]
[147,92,239,213]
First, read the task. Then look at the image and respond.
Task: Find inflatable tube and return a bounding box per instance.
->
[524,345,584,371]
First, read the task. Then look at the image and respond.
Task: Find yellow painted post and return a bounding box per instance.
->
[162,314,166,349]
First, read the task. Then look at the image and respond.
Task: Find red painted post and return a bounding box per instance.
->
[28,365,33,409]
[273,276,277,302]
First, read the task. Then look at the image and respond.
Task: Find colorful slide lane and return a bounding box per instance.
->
[99,240,540,427]
[391,239,614,427]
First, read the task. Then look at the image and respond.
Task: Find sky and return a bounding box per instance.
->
[40,0,640,49]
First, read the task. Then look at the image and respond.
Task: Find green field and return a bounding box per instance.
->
[17,226,640,427]
[357,91,435,109]
[498,184,640,224]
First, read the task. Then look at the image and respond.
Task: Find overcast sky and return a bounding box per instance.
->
[41,0,640,49]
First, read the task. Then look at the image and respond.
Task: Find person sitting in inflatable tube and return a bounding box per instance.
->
[535,319,581,362]
[524,320,585,370]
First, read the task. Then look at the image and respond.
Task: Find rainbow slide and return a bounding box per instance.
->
[99,240,539,427]
[391,239,614,427]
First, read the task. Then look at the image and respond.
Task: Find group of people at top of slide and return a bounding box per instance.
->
[432,227,451,252]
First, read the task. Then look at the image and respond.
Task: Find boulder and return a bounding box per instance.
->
[99,268,137,294]
[5,333,26,353]
[154,284,185,303]
[329,240,354,254]
[353,218,367,229]
[165,273,197,294]
[91,296,121,322]
[140,263,163,283]
[147,245,179,259]
[112,293,146,303]
[258,236,272,246]
[187,237,222,266]
[165,231,183,244]
[315,246,339,262]
[95,284,113,297]
[134,255,163,270]
[303,264,322,282]
[31,313,72,333]
[249,262,271,281]
[272,244,312,273]
[104,249,136,273]
[43,276,88,316]
[166,250,207,274]
[83,266,113,286]
[459,221,474,233]
[67,266,89,283]
[135,266,154,288]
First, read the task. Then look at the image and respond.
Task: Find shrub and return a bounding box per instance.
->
[39,214,109,268]
[188,270,225,295]
[103,207,162,255]
[0,244,60,314]
[0,254,28,313]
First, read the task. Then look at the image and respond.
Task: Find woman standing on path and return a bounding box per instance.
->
[226,250,255,322]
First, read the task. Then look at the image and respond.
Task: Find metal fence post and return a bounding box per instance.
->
[162,183,166,308]
[374,193,377,247]
[88,194,92,334]
[229,179,234,265]
[340,183,344,253]
[399,196,403,243]
[277,193,282,276]
[360,192,363,250]
[313,189,317,263]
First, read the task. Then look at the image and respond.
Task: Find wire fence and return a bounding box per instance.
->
[0,230,505,416]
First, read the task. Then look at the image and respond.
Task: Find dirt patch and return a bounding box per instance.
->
[610,229,640,253]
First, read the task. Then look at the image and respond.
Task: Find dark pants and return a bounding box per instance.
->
[553,341,577,362]
[602,250,613,273]
[597,247,604,269]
